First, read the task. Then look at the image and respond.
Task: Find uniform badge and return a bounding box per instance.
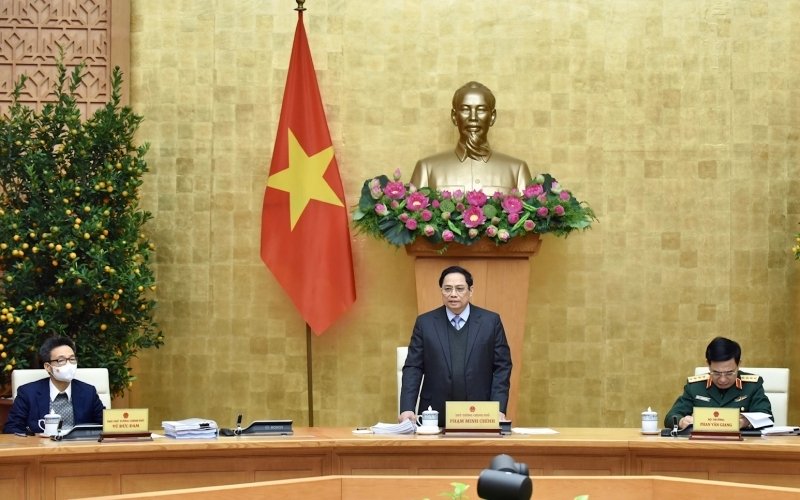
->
[734,395,748,402]
[694,395,711,402]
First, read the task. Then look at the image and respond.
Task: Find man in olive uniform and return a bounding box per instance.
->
[665,337,772,430]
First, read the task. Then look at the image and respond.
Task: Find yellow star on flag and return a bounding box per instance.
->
[267,128,343,229]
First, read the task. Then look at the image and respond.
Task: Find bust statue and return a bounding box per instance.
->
[410,81,532,195]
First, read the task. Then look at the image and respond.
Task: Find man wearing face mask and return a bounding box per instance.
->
[3,336,105,434]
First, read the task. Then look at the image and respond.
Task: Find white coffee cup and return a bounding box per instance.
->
[641,407,658,434]
[417,406,439,427]
[38,412,62,436]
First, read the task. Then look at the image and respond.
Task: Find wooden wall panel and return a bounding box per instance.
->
[0,0,130,115]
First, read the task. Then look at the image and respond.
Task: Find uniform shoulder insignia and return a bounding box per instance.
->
[687,374,710,383]
[740,374,759,383]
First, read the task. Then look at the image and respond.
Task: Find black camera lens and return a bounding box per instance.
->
[489,454,529,476]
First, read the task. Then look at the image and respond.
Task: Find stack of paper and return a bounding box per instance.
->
[370,420,416,435]
[742,412,774,429]
[511,427,560,435]
[760,426,800,436]
[162,418,218,439]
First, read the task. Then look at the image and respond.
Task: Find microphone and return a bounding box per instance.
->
[54,420,64,441]
[671,416,679,437]
[235,414,243,436]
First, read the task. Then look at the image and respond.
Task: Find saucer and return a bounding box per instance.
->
[415,426,441,435]
[641,430,660,435]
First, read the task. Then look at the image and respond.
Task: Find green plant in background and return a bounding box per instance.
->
[423,481,470,500]
[0,56,162,396]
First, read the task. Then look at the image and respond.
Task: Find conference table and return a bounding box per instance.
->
[2,427,800,499]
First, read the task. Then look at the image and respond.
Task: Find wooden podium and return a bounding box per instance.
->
[405,235,542,422]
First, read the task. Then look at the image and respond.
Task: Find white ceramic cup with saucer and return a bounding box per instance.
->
[416,406,439,433]
[38,412,61,436]
[641,407,659,434]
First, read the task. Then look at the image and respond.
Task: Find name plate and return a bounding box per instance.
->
[445,401,499,430]
[693,407,740,433]
[103,408,149,434]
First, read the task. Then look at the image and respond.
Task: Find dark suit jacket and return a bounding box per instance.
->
[3,378,105,434]
[400,305,512,427]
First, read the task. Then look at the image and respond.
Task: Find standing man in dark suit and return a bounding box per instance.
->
[398,266,512,427]
[3,336,105,434]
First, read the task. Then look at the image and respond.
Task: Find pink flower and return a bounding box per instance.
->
[452,189,464,201]
[537,194,547,204]
[498,229,510,241]
[369,178,382,199]
[432,199,440,209]
[463,206,486,228]
[468,228,479,238]
[406,192,430,212]
[554,205,565,216]
[508,213,520,224]
[524,184,544,198]
[423,225,436,236]
[456,202,465,212]
[399,213,409,222]
[405,218,418,230]
[440,190,452,200]
[466,190,488,207]
[383,181,406,200]
[420,209,433,222]
[536,206,549,217]
[442,230,455,242]
[393,168,402,181]
[501,197,523,215]
[559,191,571,201]
[492,191,504,200]
[390,200,400,210]
[374,203,388,216]
[485,225,498,237]
[523,220,536,231]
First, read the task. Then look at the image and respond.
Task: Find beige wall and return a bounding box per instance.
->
[128,0,800,428]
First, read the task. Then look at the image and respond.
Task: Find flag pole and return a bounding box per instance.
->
[306,323,314,427]
[296,0,312,429]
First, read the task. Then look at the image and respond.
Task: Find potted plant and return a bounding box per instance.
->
[0,56,163,397]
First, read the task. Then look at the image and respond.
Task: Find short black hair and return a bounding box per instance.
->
[38,336,76,366]
[705,336,741,364]
[438,265,473,288]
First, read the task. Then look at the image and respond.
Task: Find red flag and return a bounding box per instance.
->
[261,11,356,335]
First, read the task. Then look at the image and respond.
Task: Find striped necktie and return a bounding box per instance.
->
[452,316,462,331]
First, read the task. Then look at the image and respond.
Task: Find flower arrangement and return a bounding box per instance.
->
[352,169,596,247]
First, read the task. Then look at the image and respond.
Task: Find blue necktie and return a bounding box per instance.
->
[452,316,462,330]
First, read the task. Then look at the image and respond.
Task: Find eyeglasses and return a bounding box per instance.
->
[441,286,469,295]
[710,369,737,378]
[48,356,78,367]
